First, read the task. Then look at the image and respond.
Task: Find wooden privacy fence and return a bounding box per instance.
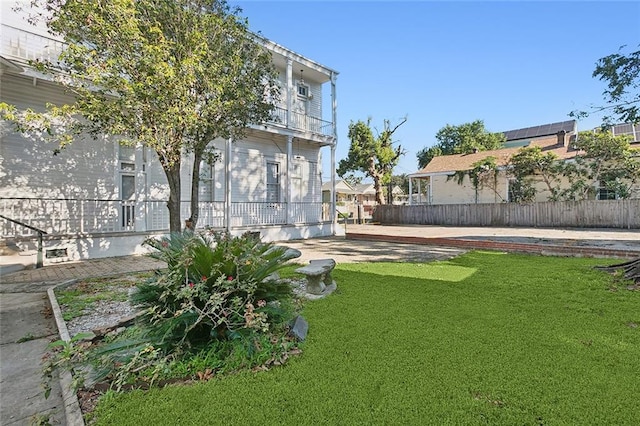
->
[372,199,640,229]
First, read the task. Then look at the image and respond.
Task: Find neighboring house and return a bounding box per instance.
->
[0,3,339,262]
[322,180,381,220]
[322,180,358,204]
[390,185,408,205]
[408,121,579,205]
[408,120,640,205]
[353,183,376,207]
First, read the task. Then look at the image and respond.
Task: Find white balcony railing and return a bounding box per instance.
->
[0,198,332,237]
[267,106,333,137]
[1,24,65,65]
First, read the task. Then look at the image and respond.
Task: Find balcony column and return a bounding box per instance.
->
[330,71,338,229]
[286,58,293,129]
[286,135,293,224]
[225,137,232,232]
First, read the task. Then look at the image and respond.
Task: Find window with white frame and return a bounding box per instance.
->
[597,180,617,200]
[266,162,280,202]
[199,161,214,202]
[297,82,309,98]
[291,161,302,202]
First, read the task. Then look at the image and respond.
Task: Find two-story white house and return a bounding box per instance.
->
[0,2,339,265]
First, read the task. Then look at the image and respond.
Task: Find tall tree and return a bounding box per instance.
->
[416,120,505,168]
[337,117,407,205]
[570,45,640,280]
[4,0,278,232]
[570,45,640,126]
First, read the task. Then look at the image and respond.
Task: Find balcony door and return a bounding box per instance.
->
[118,145,136,230]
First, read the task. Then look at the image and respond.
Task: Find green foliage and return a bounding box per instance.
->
[555,131,640,200]
[571,45,640,125]
[16,332,37,343]
[448,156,502,202]
[337,117,407,204]
[56,278,133,321]
[417,120,505,168]
[42,332,94,399]
[507,133,639,202]
[508,146,561,202]
[9,0,279,232]
[133,231,299,353]
[92,254,640,425]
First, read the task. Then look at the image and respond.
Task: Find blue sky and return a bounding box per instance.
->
[231,1,640,179]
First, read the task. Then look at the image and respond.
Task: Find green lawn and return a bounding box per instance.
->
[93,252,640,425]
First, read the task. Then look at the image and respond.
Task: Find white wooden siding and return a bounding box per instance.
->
[275,70,322,119]
[0,74,117,200]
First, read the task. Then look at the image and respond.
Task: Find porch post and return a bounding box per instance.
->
[330,71,338,231]
[286,135,293,224]
[286,58,293,129]
[225,138,232,232]
[408,177,413,206]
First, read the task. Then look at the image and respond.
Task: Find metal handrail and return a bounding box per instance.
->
[0,214,48,268]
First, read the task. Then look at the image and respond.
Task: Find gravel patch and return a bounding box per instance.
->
[66,300,138,337]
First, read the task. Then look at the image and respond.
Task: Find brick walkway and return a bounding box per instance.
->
[0,256,166,293]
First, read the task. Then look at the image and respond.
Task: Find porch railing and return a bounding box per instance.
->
[0,198,333,237]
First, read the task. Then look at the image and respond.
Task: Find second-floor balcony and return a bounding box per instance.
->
[266,106,333,137]
[1,23,337,141]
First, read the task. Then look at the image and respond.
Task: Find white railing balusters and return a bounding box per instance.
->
[0,199,333,237]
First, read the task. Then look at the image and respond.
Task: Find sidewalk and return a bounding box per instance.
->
[0,256,167,426]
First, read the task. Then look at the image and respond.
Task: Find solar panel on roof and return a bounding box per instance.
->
[502,120,575,141]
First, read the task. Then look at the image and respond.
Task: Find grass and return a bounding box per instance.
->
[92,252,639,425]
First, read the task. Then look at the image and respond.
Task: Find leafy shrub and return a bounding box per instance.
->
[133,230,300,353]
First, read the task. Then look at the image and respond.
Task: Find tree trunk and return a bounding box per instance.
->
[368,157,385,205]
[189,148,203,230]
[160,158,182,233]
